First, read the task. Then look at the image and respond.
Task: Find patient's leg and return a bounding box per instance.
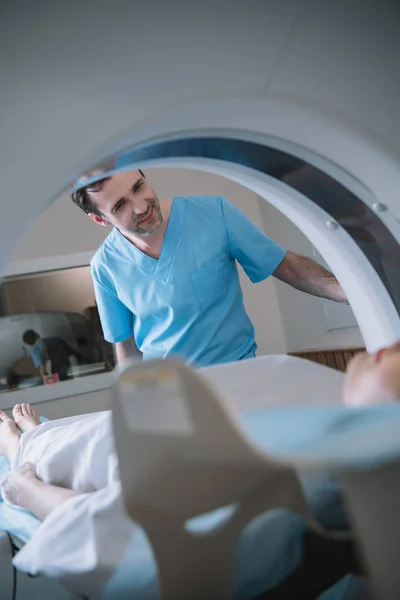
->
[12,403,41,433]
[2,405,80,520]
[0,404,42,465]
[0,409,20,465]
[3,462,82,520]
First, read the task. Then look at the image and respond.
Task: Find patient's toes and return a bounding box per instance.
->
[13,403,41,433]
[28,404,34,416]
[0,409,13,423]
[27,404,40,424]
[12,404,22,420]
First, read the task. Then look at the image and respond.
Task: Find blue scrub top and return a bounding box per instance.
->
[28,340,47,369]
[91,196,286,367]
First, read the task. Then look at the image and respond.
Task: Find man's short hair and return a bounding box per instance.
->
[71,169,145,216]
[23,329,40,346]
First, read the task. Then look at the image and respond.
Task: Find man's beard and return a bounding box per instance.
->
[127,200,163,236]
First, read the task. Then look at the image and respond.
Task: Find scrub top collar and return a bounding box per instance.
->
[111,196,186,280]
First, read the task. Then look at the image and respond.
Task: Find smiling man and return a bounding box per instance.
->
[71,169,347,367]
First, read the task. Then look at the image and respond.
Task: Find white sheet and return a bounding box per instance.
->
[1,356,346,598]
[2,412,136,598]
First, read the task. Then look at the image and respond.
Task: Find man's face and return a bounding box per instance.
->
[344,341,400,405]
[87,170,163,236]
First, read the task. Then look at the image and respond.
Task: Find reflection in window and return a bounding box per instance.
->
[0,266,115,394]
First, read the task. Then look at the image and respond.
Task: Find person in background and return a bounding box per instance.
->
[22,330,82,382]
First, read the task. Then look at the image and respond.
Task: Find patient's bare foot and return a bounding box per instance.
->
[0,410,20,463]
[2,462,38,508]
[12,404,41,434]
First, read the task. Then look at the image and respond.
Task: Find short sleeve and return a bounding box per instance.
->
[220,196,287,283]
[91,273,133,344]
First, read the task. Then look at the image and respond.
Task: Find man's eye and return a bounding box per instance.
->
[133,182,144,192]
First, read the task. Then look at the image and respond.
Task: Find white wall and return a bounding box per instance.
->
[258,197,365,352]
[10,168,288,356]
[24,387,111,420]
[2,384,112,418]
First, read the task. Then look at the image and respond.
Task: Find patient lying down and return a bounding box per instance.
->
[0,404,129,598]
[0,343,399,598]
[1,341,399,519]
[0,403,83,521]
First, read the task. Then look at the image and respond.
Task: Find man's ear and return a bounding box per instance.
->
[88,213,111,227]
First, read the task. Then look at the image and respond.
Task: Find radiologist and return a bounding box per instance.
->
[71,169,347,367]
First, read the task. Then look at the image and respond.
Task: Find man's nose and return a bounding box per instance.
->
[132,199,148,215]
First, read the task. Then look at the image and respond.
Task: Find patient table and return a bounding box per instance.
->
[0,355,369,600]
[1,355,398,599]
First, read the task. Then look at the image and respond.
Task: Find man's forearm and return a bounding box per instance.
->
[273,252,348,304]
[115,336,142,365]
